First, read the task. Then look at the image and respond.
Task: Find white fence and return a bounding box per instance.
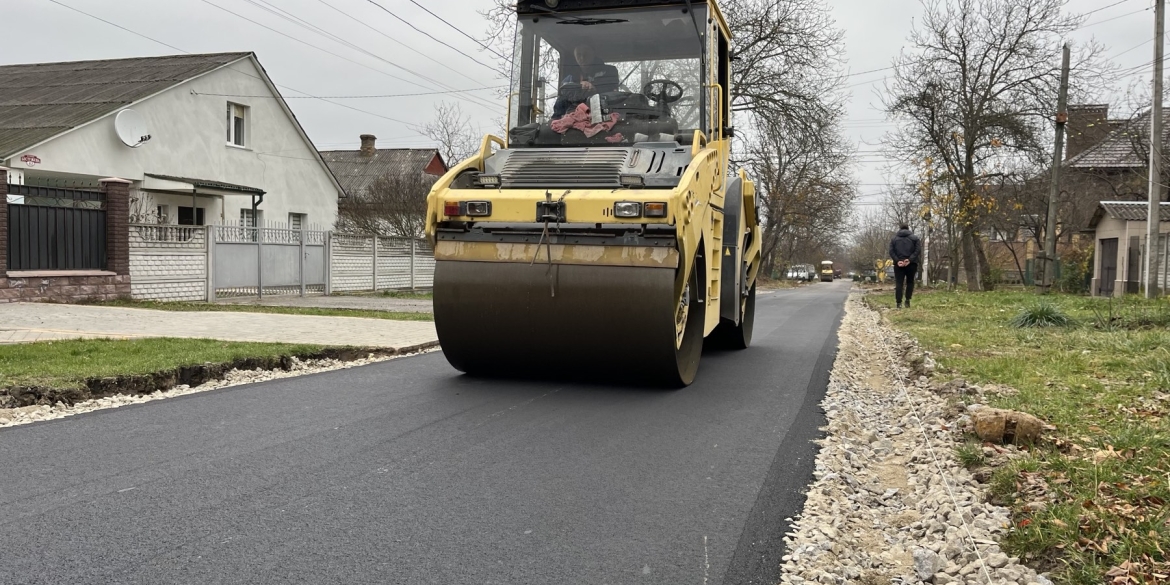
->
[128,225,433,301]
[330,235,435,292]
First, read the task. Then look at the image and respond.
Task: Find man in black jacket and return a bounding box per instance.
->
[553,44,620,118]
[889,224,921,308]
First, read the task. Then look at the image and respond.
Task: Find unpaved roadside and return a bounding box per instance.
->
[778,292,1054,585]
[0,347,440,429]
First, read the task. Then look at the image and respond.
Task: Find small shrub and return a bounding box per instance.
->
[956,442,986,468]
[1011,303,1073,328]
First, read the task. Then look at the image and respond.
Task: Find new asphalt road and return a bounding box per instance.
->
[0,281,850,585]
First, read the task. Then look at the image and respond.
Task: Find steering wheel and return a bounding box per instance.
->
[642,79,684,105]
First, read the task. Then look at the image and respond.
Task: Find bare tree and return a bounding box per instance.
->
[745,116,854,275]
[335,172,435,238]
[883,0,1109,291]
[418,102,481,167]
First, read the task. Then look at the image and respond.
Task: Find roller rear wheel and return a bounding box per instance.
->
[709,281,755,350]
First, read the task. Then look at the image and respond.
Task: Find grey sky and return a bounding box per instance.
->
[3,0,1156,210]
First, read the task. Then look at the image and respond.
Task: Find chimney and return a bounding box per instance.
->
[360,134,377,156]
[1066,104,1110,160]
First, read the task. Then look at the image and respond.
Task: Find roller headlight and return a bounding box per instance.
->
[613,201,642,218]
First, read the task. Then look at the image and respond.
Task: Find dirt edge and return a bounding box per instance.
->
[1,341,440,408]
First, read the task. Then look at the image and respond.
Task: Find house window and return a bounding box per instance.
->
[156,205,168,223]
[227,102,248,147]
[178,206,205,226]
[240,208,261,227]
[288,213,305,231]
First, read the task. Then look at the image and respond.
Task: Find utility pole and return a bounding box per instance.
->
[1040,44,1070,294]
[1147,0,1165,299]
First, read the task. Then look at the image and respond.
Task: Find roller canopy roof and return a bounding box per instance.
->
[516,0,703,13]
[518,4,706,62]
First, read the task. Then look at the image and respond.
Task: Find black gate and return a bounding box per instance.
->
[6,184,107,271]
[1098,238,1117,296]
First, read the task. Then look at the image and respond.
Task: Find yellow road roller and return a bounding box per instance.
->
[424,0,761,386]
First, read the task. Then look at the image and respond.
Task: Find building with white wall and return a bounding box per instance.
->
[0,52,342,230]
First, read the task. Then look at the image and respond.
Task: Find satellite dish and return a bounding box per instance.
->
[114,109,151,148]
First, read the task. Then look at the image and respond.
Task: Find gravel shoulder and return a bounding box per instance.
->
[779,292,1055,585]
[0,347,439,428]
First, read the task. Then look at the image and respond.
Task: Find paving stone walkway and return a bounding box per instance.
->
[0,303,437,349]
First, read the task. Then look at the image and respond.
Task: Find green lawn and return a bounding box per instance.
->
[377,290,433,300]
[94,299,434,322]
[0,337,321,390]
[871,291,1170,584]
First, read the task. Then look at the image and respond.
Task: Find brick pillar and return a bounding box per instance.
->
[101,178,131,275]
[0,167,8,276]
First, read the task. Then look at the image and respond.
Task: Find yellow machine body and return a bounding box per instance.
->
[423,0,761,386]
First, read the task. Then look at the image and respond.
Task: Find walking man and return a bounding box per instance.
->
[889,223,921,308]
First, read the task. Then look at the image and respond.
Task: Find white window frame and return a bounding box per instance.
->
[240,208,261,228]
[288,212,306,231]
[226,102,249,148]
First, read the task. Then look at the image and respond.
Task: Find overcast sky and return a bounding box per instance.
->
[3,0,1157,210]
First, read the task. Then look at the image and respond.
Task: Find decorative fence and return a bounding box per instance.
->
[330,235,434,292]
[127,224,433,301]
[129,225,207,301]
[211,225,328,298]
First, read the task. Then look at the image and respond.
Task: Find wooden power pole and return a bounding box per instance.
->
[1040,44,1070,294]
[1147,0,1165,299]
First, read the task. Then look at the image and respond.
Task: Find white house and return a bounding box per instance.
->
[0,52,343,229]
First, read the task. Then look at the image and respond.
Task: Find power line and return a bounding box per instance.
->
[191,87,504,99]
[1084,6,1151,27]
[1083,0,1138,17]
[314,0,498,92]
[199,1,438,99]
[363,0,506,77]
[238,0,499,113]
[46,0,421,128]
[45,0,186,53]
[406,0,512,64]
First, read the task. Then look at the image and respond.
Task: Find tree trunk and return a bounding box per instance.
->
[974,233,994,291]
[961,227,983,291]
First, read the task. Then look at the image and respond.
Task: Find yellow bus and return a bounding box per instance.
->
[820,260,835,282]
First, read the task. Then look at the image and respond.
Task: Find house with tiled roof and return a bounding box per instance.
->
[980,104,1169,290]
[0,52,343,229]
[319,135,447,236]
[1062,105,1170,296]
[319,135,446,199]
[1088,201,1170,297]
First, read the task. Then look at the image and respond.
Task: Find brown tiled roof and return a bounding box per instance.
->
[0,52,250,159]
[319,149,442,197]
[1066,110,1168,170]
[1088,201,1170,228]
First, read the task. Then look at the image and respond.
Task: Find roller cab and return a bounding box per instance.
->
[424,0,761,386]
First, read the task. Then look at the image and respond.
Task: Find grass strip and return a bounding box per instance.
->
[93,299,434,322]
[872,291,1170,584]
[0,337,322,391]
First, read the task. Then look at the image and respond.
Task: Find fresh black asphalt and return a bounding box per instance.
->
[0,281,849,585]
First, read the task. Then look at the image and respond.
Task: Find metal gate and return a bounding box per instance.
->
[6,185,106,271]
[211,225,327,297]
[1098,238,1118,296]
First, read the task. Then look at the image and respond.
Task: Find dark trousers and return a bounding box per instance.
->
[895,262,917,304]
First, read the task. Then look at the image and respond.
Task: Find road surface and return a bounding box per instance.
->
[0,281,850,585]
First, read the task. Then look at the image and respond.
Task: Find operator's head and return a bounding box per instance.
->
[899,223,909,230]
[574,44,597,67]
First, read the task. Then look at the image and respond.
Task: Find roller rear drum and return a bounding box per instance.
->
[434,260,705,387]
